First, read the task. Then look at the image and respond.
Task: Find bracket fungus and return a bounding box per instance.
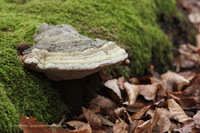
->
[23,23,129,81]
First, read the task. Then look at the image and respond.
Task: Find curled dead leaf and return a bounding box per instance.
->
[137,83,158,100]
[161,70,189,91]
[124,82,140,105]
[104,79,122,102]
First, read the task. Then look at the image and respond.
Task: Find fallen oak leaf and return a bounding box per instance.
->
[167,99,192,123]
[124,82,140,105]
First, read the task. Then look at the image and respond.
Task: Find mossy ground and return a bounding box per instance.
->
[0,0,180,132]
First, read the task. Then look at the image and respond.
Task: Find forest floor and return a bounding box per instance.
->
[17,1,200,133]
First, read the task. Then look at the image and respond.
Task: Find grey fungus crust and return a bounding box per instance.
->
[23,23,129,81]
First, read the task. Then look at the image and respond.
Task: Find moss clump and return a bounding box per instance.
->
[0,48,64,132]
[0,83,20,132]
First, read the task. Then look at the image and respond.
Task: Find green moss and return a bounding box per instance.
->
[0,49,64,126]
[0,83,20,133]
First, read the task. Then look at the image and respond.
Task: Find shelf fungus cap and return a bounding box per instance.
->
[23,23,129,81]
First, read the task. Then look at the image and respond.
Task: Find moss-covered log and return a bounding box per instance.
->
[0,0,181,132]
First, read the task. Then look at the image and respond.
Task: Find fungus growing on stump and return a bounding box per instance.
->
[23,23,129,81]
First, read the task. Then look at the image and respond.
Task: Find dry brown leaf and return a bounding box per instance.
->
[183,83,200,96]
[126,120,138,133]
[150,109,160,130]
[114,107,126,118]
[90,94,116,109]
[179,49,200,66]
[105,79,122,102]
[134,120,152,133]
[19,115,50,133]
[117,77,125,90]
[130,78,140,84]
[102,108,117,122]
[97,114,114,127]
[65,121,86,129]
[124,82,140,105]
[69,123,92,133]
[82,107,102,128]
[193,111,200,127]
[112,120,128,133]
[74,104,101,121]
[179,97,198,109]
[174,120,195,133]
[167,99,191,123]
[196,34,200,49]
[137,83,158,100]
[131,105,151,120]
[187,43,200,52]
[91,125,108,133]
[126,103,145,113]
[157,80,168,97]
[161,70,189,91]
[19,115,68,133]
[130,76,152,85]
[157,108,171,133]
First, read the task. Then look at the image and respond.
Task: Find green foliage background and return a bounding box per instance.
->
[0,0,180,132]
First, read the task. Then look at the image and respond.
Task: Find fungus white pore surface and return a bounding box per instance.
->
[23,23,129,80]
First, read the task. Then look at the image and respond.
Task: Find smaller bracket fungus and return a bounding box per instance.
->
[23,23,129,81]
